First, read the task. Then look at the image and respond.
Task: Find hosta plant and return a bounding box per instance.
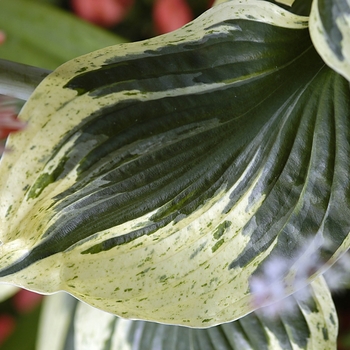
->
[0,0,349,348]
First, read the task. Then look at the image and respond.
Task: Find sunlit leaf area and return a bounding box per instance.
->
[1,0,350,349]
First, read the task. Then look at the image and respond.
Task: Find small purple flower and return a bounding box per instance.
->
[249,255,299,317]
[249,237,350,318]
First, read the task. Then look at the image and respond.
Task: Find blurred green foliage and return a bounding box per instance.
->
[0,0,125,69]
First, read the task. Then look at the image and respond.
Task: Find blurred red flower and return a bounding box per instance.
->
[0,31,6,45]
[0,108,25,140]
[12,289,43,314]
[0,314,16,347]
[71,0,134,27]
[153,0,193,34]
[0,96,26,152]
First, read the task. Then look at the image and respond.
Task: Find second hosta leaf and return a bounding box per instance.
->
[0,0,349,327]
[37,276,337,350]
[309,0,350,81]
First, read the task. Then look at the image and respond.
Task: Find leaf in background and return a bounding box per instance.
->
[309,0,350,81]
[39,276,336,350]
[282,0,313,15]
[269,0,313,16]
[0,0,125,70]
[0,285,18,303]
[37,293,77,350]
[0,0,348,328]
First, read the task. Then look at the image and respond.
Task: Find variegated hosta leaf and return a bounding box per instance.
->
[0,0,348,327]
[39,277,336,350]
[309,0,350,81]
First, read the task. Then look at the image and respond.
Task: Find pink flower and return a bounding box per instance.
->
[153,0,193,34]
[0,96,26,154]
[0,314,16,346]
[0,31,6,45]
[71,0,134,27]
[0,108,25,139]
[12,289,43,314]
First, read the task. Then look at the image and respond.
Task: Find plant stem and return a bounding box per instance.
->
[0,59,51,101]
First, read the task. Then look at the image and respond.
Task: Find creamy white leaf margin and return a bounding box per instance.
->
[275,0,296,6]
[300,277,338,350]
[309,0,350,81]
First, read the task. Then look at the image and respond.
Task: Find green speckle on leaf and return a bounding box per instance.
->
[190,242,207,259]
[159,275,168,282]
[75,66,89,74]
[27,156,69,199]
[5,205,12,218]
[27,173,53,199]
[212,238,224,253]
[213,220,231,239]
[322,327,329,340]
[202,318,213,323]
[136,268,150,276]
